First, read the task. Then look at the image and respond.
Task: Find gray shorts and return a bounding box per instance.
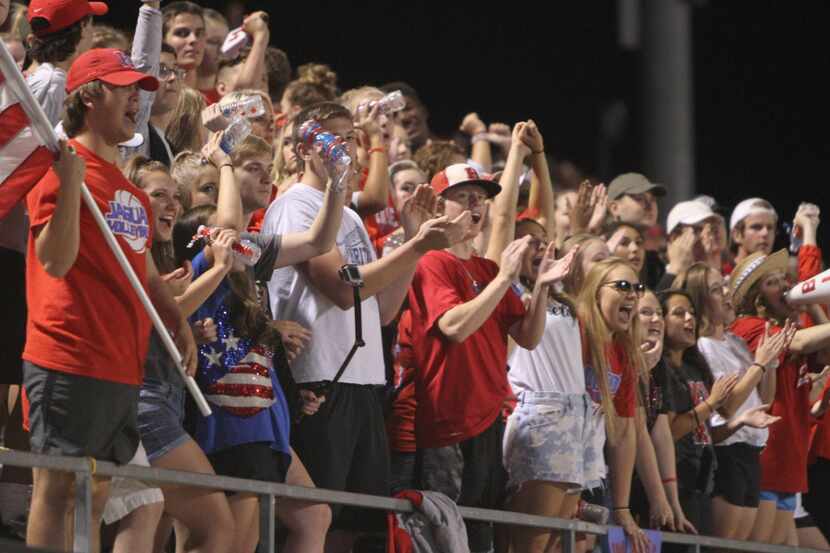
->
[137,378,189,461]
[24,361,140,464]
[503,391,606,492]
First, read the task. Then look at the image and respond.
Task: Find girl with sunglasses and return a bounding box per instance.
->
[674,262,794,545]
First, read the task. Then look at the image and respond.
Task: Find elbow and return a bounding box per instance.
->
[512,331,540,350]
[438,321,468,344]
[42,260,73,278]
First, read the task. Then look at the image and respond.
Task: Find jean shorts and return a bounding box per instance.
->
[137,378,190,461]
[759,489,797,512]
[503,391,605,492]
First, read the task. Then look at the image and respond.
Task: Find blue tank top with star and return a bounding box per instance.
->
[189,244,291,458]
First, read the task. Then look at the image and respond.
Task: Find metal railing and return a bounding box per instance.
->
[0,449,823,553]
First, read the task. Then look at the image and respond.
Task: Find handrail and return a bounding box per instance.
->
[0,449,823,553]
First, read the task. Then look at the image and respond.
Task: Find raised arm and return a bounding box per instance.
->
[485,122,529,264]
[789,322,830,355]
[130,1,162,157]
[231,12,269,92]
[459,112,492,174]
[202,132,243,231]
[352,104,390,217]
[523,123,555,238]
[33,143,84,278]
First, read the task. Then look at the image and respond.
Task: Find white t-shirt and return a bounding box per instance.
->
[508,299,585,395]
[263,183,385,385]
[27,63,66,126]
[698,333,768,447]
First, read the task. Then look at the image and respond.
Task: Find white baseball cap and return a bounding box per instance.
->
[729,198,778,231]
[666,200,714,235]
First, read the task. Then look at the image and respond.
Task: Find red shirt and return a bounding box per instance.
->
[408,250,525,448]
[386,310,417,453]
[24,140,153,385]
[732,316,813,493]
[582,333,636,418]
[247,186,279,233]
[809,378,830,463]
[364,196,401,257]
[200,88,221,106]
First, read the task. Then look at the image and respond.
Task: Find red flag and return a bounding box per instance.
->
[0,71,55,219]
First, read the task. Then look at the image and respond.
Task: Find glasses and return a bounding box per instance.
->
[158,64,185,81]
[603,280,646,297]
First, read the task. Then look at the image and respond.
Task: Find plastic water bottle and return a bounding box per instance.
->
[369,90,406,116]
[220,95,265,119]
[189,226,262,266]
[219,117,252,154]
[298,119,352,171]
[788,202,820,254]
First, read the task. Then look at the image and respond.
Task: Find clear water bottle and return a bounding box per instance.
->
[788,202,820,254]
[220,95,265,119]
[219,117,252,154]
[298,119,352,171]
[370,90,406,116]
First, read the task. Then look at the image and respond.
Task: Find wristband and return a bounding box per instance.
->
[661,477,677,484]
[368,147,386,156]
[471,132,488,144]
[531,148,544,155]
[219,163,234,171]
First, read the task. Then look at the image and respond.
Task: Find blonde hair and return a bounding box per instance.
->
[61,81,103,138]
[576,257,645,443]
[339,86,383,114]
[171,150,213,211]
[672,262,718,336]
[271,118,295,184]
[561,233,605,295]
[230,135,273,167]
[90,24,130,50]
[165,87,207,155]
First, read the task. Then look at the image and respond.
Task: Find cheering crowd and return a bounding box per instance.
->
[1,1,830,552]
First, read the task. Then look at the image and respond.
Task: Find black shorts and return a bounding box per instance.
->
[208,442,291,495]
[416,417,507,553]
[712,442,763,508]
[0,248,26,385]
[291,382,390,532]
[24,361,139,464]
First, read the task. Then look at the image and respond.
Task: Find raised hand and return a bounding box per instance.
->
[201,103,229,133]
[569,180,596,234]
[354,102,383,142]
[536,243,578,286]
[735,404,782,429]
[498,235,532,282]
[459,112,487,136]
[201,131,232,169]
[242,10,269,39]
[588,183,608,233]
[412,211,473,253]
[400,183,438,240]
[161,260,194,296]
[510,121,531,158]
[667,226,697,274]
[487,122,512,152]
[641,335,664,371]
[518,119,544,154]
[754,320,796,370]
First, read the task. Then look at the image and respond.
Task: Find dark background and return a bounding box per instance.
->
[102,1,830,253]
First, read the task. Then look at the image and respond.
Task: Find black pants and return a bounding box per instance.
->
[805,458,830,540]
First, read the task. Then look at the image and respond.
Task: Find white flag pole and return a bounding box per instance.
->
[0,43,211,416]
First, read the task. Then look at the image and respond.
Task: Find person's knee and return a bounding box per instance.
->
[301,503,331,533]
[32,470,75,513]
[188,503,235,549]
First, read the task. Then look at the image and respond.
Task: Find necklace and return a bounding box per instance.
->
[460,261,482,294]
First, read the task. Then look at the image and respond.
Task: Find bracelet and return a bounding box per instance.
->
[219,163,233,171]
[613,507,630,512]
[531,148,544,155]
[471,132,488,144]
[368,147,386,156]
[750,362,767,374]
[661,477,677,484]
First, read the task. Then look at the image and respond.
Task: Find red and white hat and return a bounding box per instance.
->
[66,48,159,93]
[430,163,502,198]
[28,0,108,37]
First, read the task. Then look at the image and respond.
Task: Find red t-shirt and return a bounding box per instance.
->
[386,310,417,453]
[408,250,525,448]
[582,333,636,418]
[200,88,221,106]
[809,378,830,463]
[364,196,401,257]
[731,316,813,493]
[24,139,153,385]
[247,186,279,233]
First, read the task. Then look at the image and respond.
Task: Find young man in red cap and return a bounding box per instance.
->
[23,48,197,551]
[407,163,566,553]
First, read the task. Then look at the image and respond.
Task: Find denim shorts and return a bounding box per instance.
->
[759,489,797,512]
[137,378,190,461]
[503,391,605,492]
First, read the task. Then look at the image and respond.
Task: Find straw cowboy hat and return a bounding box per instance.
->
[729,248,789,308]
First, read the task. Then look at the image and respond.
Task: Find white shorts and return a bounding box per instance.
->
[102,441,164,524]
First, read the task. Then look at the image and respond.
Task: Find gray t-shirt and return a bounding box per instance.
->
[143,232,281,384]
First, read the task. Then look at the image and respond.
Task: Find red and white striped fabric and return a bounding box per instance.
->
[0,71,54,219]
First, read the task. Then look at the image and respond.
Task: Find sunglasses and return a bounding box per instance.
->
[603,279,646,297]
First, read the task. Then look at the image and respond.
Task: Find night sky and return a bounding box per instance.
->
[102,0,830,255]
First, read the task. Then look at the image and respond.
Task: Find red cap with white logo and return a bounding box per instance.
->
[66,48,159,93]
[430,163,502,198]
[28,0,108,37]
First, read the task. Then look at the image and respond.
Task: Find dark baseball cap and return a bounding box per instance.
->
[607,172,666,201]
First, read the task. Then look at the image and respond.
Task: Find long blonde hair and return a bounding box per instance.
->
[576,257,645,443]
[166,87,207,155]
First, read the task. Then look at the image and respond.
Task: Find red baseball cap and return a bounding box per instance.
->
[28,0,108,37]
[66,48,159,93]
[430,163,502,198]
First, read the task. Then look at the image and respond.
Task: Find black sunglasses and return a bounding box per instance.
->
[603,279,646,297]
